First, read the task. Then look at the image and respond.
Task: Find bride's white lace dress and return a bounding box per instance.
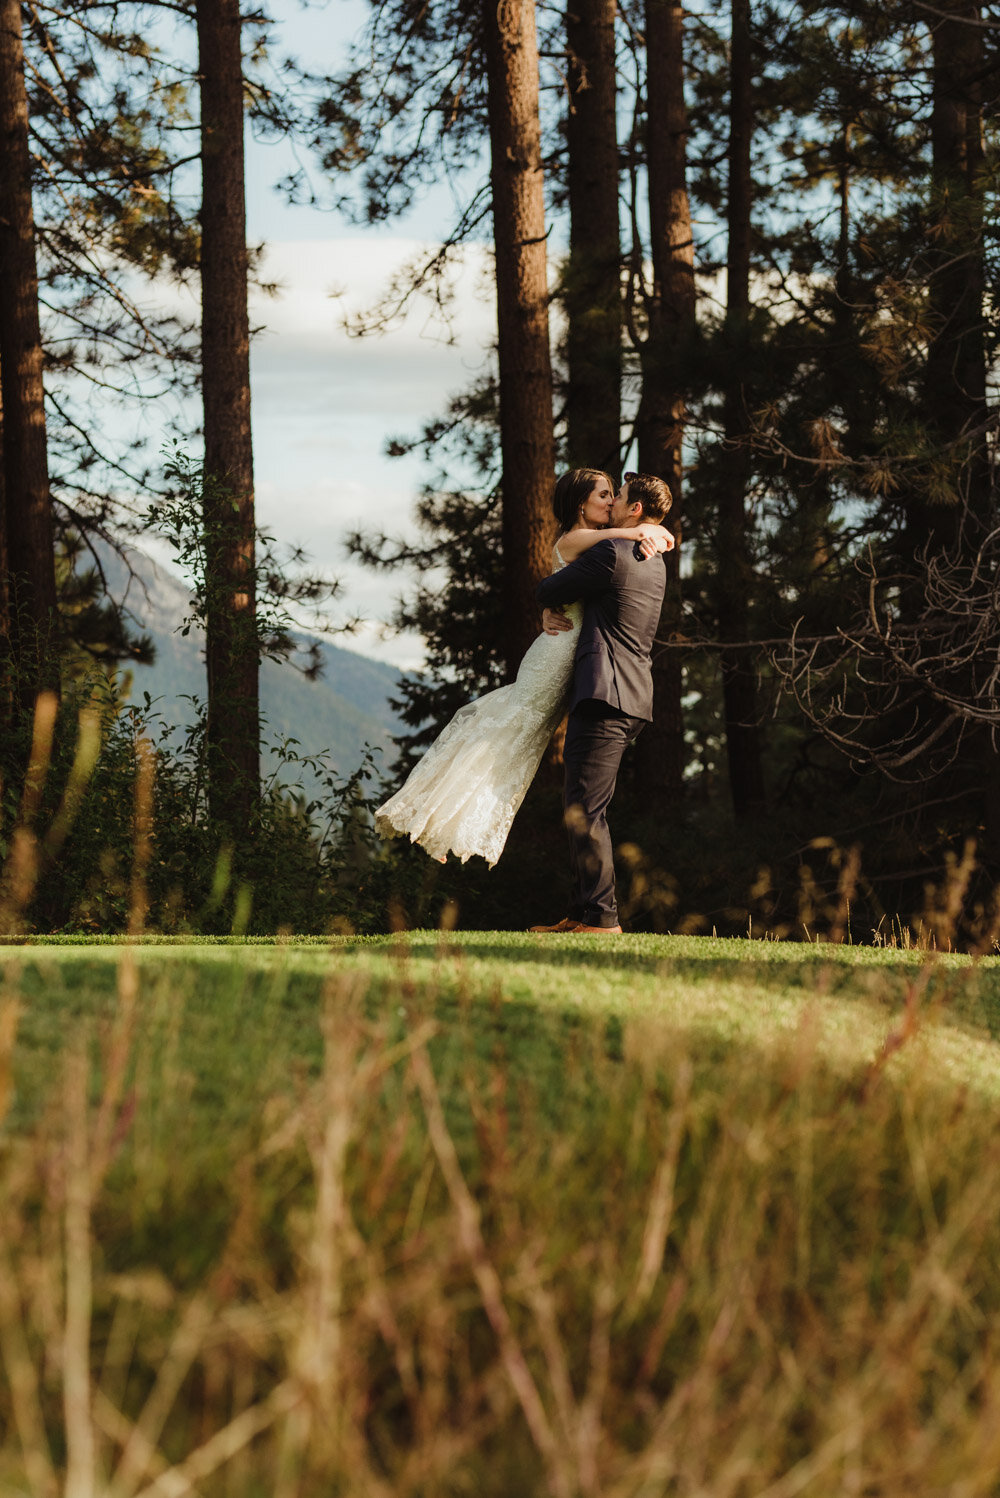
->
[375,546,580,866]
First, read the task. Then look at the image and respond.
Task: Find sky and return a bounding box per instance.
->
[235,0,494,669]
[246,238,493,667]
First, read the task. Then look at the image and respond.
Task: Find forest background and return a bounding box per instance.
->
[1,0,998,941]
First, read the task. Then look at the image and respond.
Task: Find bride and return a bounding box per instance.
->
[374,468,672,867]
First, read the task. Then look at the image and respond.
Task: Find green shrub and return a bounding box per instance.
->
[0,682,421,935]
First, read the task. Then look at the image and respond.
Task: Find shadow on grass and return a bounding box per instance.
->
[6,940,1000,1141]
[339,934,1000,1045]
[339,933,964,991]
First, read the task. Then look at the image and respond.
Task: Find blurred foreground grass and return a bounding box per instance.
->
[2,932,1000,1495]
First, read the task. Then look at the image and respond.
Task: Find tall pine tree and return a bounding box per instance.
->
[197,0,259,836]
[483,0,556,679]
[717,0,765,818]
[0,0,57,702]
[633,0,695,797]
[563,0,622,471]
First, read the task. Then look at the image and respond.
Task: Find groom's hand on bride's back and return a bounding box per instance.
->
[542,608,575,635]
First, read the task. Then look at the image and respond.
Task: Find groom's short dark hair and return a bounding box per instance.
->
[624,472,672,524]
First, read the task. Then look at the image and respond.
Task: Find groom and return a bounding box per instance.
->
[530,473,673,935]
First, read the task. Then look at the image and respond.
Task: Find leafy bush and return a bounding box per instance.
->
[0,680,422,935]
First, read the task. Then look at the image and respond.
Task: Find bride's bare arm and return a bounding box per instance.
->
[554,522,674,564]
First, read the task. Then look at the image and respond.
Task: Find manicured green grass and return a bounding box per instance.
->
[3,933,1000,1494]
[7,931,1000,1122]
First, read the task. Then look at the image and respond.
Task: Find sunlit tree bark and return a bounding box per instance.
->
[483,0,556,680]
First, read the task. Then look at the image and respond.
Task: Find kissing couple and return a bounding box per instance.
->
[375,467,674,933]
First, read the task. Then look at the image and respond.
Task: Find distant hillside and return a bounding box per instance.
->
[99,545,410,798]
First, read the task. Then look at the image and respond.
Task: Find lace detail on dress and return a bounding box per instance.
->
[375,545,582,866]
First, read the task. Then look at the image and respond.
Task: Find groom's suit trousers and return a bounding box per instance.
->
[563,701,644,927]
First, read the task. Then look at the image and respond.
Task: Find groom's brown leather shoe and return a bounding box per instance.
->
[569,922,623,935]
[529,916,581,932]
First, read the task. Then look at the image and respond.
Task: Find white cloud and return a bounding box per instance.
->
[252,238,493,339]
[126,237,495,670]
[245,238,495,669]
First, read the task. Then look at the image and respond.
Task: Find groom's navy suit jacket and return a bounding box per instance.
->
[536,538,666,721]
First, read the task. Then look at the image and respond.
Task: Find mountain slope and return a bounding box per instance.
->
[101,545,408,795]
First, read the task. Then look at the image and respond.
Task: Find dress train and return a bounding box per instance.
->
[375,592,581,867]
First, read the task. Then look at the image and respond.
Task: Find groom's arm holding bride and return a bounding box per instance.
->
[537,540,625,634]
[538,527,672,636]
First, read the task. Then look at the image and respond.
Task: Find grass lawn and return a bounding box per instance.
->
[2,932,1000,1494]
[8,930,1000,1116]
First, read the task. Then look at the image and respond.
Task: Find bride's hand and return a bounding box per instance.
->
[637,525,675,558]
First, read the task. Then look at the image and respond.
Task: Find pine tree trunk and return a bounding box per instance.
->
[197,0,259,837]
[717,0,765,819]
[0,377,9,690]
[633,0,694,795]
[564,0,621,471]
[922,4,995,859]
[834,121,851,347]
[0,0,57,701]
[483,0,556,681]
[914,1,987,550]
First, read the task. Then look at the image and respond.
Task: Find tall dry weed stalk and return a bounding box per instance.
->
[0,692,107,935]
[3,954,1000,1494]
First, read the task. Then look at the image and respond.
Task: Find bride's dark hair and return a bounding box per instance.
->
[552,468,614,535]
